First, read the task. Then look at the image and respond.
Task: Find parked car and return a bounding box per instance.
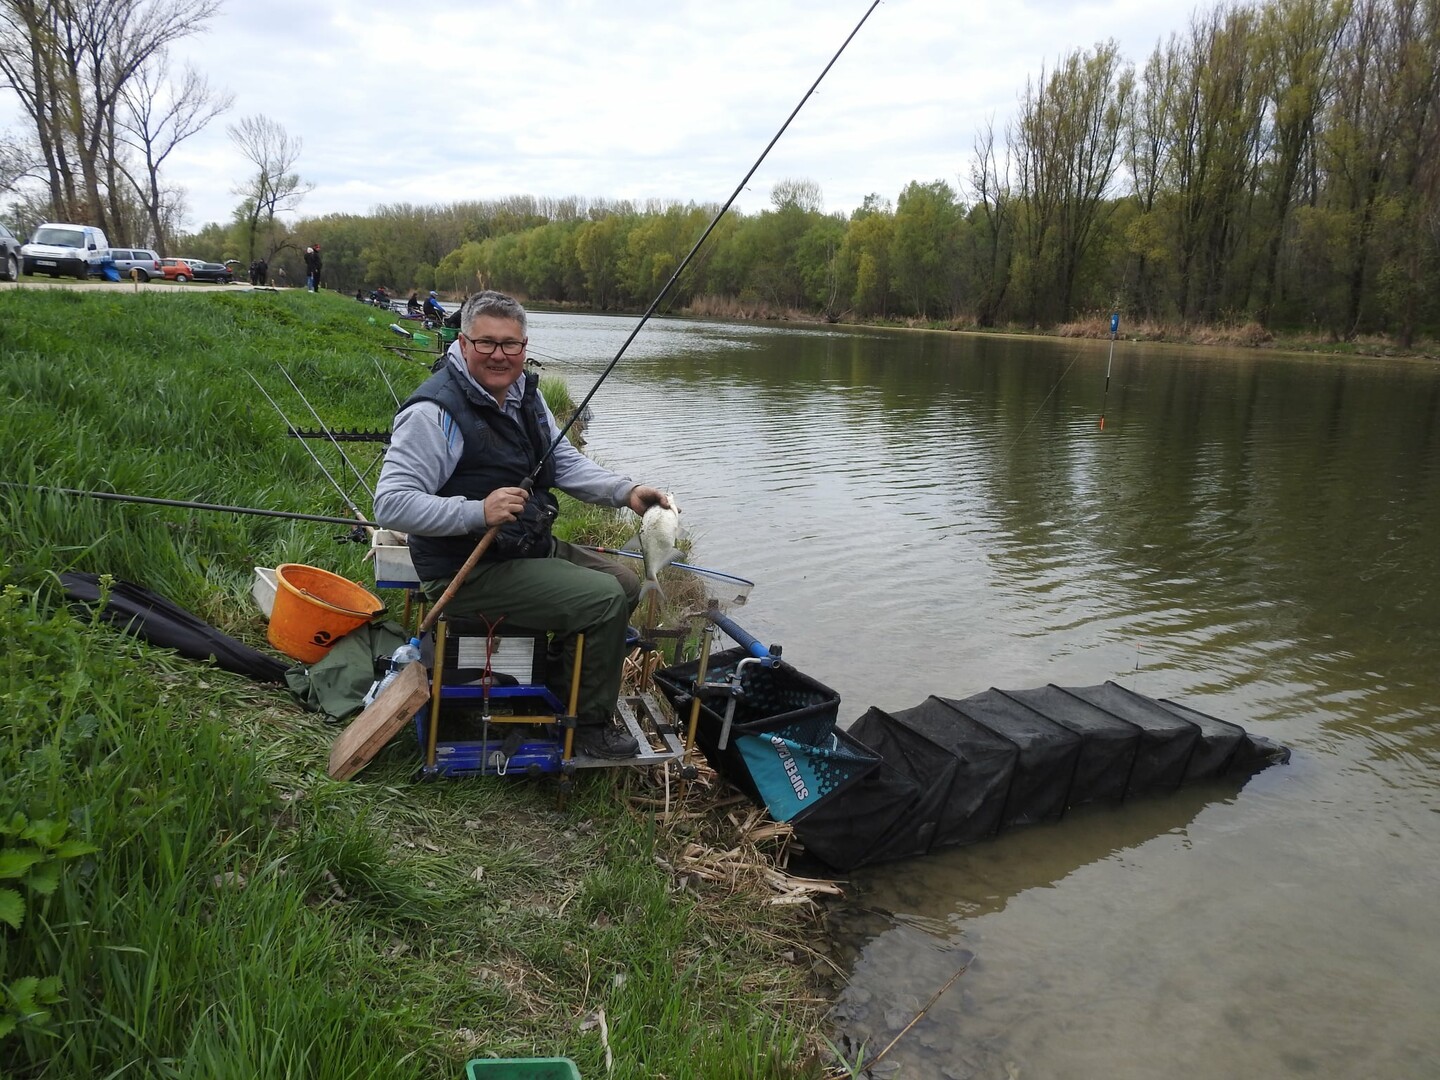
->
[191,260,234,284]
[110,248,163,281]
[21,222,111,279]
[160,257,193,281]
[0,221,20,281]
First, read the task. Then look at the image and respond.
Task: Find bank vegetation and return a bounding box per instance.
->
[0,288,834,1078]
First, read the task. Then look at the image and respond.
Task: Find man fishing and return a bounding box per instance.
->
[374,290,672,759]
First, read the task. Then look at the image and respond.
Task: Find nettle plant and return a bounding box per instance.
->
[1,813,96,1041]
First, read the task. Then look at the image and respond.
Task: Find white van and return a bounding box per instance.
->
[21,223,112,279]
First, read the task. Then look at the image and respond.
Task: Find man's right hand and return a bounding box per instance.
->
[482,486,529,527]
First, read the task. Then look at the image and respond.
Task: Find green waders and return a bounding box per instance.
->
[422,540,640,725]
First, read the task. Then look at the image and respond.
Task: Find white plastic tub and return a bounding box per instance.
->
[371,529,420,587]
[251,566,277,618]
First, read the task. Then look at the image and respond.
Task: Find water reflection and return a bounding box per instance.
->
[528,312,1440,1078]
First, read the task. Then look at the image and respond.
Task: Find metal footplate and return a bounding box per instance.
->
[566,692,688,769]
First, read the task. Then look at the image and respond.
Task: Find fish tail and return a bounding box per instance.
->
[638,578,666,606]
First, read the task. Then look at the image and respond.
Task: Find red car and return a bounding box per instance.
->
[160,257,201,282]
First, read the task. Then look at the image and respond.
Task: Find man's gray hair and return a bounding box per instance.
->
[459,290,527,334]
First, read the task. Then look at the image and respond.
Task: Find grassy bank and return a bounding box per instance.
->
[0,289,827,1078]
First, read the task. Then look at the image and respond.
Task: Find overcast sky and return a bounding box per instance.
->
[5,0,1206,232]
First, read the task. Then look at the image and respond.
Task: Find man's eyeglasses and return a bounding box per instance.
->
[460,332,527,357]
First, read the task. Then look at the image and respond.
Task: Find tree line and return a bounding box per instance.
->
[230,0,1436,344]
[5,0,1437,344]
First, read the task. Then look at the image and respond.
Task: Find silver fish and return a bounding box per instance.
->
[637,494,682,604]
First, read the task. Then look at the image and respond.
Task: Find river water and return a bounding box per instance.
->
[529,311,1440,1079]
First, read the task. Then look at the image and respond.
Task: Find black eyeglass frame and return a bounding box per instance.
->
[459,332,528,357]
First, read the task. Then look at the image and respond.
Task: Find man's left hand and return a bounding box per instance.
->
[627,486,671,515]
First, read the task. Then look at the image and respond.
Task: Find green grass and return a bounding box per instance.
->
[0,289,825,1079]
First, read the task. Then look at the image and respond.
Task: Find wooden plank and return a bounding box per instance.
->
[327,662,431,780]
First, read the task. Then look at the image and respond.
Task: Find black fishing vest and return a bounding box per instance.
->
[402,363,557,580]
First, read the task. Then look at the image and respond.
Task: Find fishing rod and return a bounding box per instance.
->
[3,483,380,530]
[536,0,881,470]
[406,0,881,638]
[245,371,372,530]
[274,362,376,504]
[371,353,402,410]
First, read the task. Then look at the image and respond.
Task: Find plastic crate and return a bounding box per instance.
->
[464,1058,581,1079]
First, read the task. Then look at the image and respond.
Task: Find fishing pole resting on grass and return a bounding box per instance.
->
[3,483,380,531]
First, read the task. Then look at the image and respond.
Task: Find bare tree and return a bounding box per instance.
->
[1125,41,1181,320]
[1252,0,1347,327]
[1163,5,1267,322]
[116,50,232,252]
[1013,40,1135,323]
[0,0,77,217]
[228,114,312,264]
[967,118,1014,327]
[0,0,220,231]
[770,177,825,213]
[1,126,43,195]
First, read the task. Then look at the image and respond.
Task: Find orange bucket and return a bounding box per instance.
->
[267,563,386,663]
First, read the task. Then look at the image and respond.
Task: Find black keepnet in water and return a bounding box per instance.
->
[655,651,1290,872]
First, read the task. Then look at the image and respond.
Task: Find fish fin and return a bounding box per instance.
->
[662,545,683,569]
[620,532,641,553]
[638,578,666,605]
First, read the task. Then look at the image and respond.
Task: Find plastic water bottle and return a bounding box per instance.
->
[361,637,422,707]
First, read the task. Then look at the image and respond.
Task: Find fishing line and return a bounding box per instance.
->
[530,0,882,479]
[523,345,584,368]
[1002,346,1086,458]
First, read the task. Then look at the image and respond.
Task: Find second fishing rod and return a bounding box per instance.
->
[411,0,881,631]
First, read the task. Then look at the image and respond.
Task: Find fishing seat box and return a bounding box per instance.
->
[413,618,566,776]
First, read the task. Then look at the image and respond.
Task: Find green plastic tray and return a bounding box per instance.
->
[464,1058,580,1080]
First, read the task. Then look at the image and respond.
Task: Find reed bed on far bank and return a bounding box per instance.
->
[0,289,829,1079]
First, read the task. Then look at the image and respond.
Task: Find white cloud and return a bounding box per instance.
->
[0,0,1203,234]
